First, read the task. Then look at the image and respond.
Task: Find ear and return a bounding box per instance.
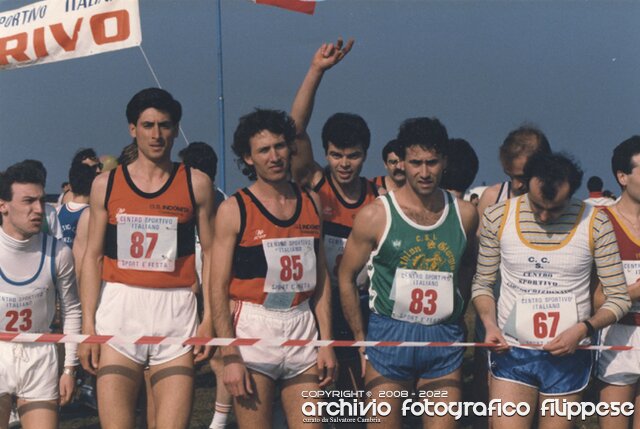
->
[0,199,7,216]
[129,123,137,138]
[172,122,180,139]
[617,170,628,188]
[243,153,254,167]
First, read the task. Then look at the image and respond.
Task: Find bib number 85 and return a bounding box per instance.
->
[409,288,438,316]
[280,255,303,281]
[533,311,560,339]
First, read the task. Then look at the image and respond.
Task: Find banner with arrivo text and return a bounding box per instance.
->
[0,0,141,70]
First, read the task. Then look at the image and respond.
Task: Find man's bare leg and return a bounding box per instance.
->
[599,381,636,429]
[490,377,537,429]
[365,362,413,429]
[537,392,582,429]
[233,370,276,429]
[148,351,194,429]
[96,345,144,429]
[417,367,463,429]
[16,399,57,429]
[0,394,12,429]
[280,365,323,429]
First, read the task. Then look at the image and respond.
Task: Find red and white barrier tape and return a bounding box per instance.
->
[0,333,635,351]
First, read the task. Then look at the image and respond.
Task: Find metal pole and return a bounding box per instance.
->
[215,0,226,192]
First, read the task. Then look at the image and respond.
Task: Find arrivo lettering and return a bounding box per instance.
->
[0,9,131,66]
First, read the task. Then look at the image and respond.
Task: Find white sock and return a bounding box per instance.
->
[209,402,232,428]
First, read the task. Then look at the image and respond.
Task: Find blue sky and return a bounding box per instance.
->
[1,0,638,197]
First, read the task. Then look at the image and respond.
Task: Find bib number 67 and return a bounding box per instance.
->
[533,311,560,339]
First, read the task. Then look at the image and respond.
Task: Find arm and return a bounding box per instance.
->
[209,198,252,397]
[475,183,501,237]
[471,204,509,351]
[72,209,90,283]
[191,169,216,362]
[55,241,82,406]
[338,201,384,376]
[78,173,109,375]
[456,199,479,305]
[308,192,336,387]
[545,211,631,355]
[290,38,354,187]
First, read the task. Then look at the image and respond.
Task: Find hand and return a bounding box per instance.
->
[484,324,510,353]
[193,319,213,363]
[311,38,354,72]
[223,359,253,398]
[316,346,337,388]
[78,343,100,375]
[543,323,587,356]
[628,278,640,302]
[59,372,76,406]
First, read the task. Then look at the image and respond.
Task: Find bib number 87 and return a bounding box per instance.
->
[533,311,560,339]
[409,288,438,315]
[130,232,158,259]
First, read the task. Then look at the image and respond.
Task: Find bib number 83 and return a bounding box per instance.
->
[409,288,438,316]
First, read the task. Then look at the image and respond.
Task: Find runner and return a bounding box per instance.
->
[584,175,615,207]
[291,39,378,397]
[0,160,81,429]
[372,139,405,192]
[339,117,478,428]
[597,136,640,428]
[211,108,335,429]
[472,151,631,429]
[78,88,215,429]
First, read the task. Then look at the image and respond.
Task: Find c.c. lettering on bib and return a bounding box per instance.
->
[390,268,454,325]
[0,288,50,333]
[116,214,178,272]
[514,293,578,344]
[262,237,316,294]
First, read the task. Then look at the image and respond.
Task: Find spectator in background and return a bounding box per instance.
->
[584,175,615,206]
[371,139,405,192]
[441,137,479,199]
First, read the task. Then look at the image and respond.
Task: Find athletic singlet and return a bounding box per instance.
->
[313,173,378,286]
[57,202,88,247]
[603,207,640,314]
[230,184,321,309]
[372,176,386,190]
[497,196,595,344]
[368,190,467,324]
[0,234,57,333]
[495,181,512,204]
[103,163,196,288]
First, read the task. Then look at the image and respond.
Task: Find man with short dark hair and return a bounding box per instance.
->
[78,88,215,429]
[211,108,335,428]
[340,117,478,428]
[372,139,405,192]
[584,175,614,206]
[473,152,631,429]
[0,161,81,429]
[441,137,479,198]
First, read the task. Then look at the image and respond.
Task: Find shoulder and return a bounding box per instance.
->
[188,168,214,199]
[455,197,479,230]
[355,198,387,225]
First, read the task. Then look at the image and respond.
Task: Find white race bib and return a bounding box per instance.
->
[0,288,49,333]
[391,268,454,325]
[324,234,368,288]
[262,237,316,294]
[116,214,178,272]
[514,294,578,344]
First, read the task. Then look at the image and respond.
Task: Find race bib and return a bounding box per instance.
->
[262,237,316,294]
[623,261,640,312]
[0,288,49,333]
[391,268,454,325]
[514,294,578,344]
[324,234,368,288]
[116,214,178,272]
